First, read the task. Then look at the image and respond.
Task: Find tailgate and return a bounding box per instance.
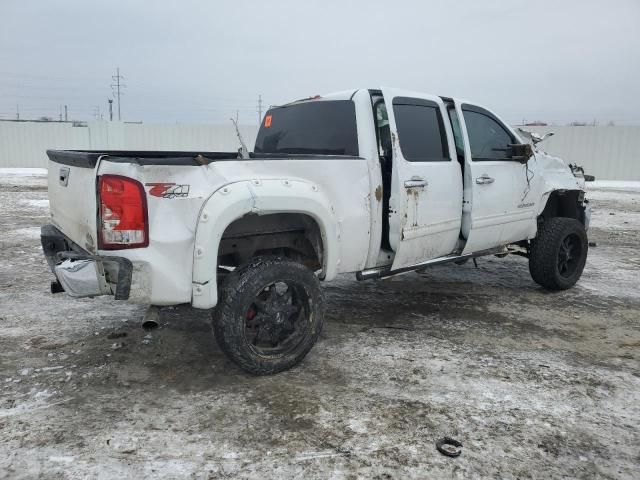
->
[47,151,100,253]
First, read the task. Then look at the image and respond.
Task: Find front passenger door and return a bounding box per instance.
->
[460,103,538,253]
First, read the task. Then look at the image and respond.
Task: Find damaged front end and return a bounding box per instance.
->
[568,164,594,231]
[569,163,596,183]
[578,190,592,231]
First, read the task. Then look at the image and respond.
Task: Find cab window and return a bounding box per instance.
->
[392,97,449,162]
[254,100,359,156]
[462,107,514,161]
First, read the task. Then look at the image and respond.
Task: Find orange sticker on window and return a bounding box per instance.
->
[264,114,272,128]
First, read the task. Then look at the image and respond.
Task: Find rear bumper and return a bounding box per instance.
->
[41,224,133,300]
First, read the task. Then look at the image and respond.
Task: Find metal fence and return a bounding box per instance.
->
[519,125,640,181]
[0,121,258,168]
[1,121,639,180]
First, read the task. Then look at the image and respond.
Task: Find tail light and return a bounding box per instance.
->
[98,175,149,249]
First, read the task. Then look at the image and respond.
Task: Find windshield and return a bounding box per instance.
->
[254,100,359,156]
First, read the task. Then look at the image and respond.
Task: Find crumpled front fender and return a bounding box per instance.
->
[534,151,586,218]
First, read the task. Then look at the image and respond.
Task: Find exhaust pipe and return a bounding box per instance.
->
[50,280,65,294]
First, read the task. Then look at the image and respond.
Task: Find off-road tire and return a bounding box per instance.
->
[529,217,588,290]
[212,256,325,375]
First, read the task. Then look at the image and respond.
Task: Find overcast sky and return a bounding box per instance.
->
[1,0,638,125]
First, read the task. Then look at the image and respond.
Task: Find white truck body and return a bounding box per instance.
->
[43,87,589,310]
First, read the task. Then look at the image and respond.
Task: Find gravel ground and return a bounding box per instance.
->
[1,172,639,479]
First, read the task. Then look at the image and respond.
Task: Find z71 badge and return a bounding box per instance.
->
[145,183,190,198]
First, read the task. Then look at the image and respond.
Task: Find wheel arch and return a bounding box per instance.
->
[217,212,325,271]
[537,189,588,226]
[191,179,339,309]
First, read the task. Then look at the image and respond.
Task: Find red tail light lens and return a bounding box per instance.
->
[98,175,148,249]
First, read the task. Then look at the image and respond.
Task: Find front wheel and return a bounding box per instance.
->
[212,256,325,375]
[529,217,588,290]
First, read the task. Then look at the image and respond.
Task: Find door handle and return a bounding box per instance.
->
[404,178,428,188]
[475,174,494,185]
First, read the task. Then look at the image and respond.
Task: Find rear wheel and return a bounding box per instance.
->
[529,217,588,290]
[212,256,325,375]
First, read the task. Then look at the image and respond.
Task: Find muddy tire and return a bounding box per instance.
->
[212,256,325,375]
[529,217,588,290]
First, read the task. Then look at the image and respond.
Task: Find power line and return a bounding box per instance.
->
[111,67,126,121]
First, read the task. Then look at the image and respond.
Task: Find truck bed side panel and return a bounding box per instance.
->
[95,157,371,306]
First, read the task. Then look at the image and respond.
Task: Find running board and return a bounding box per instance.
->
[356,247,503,281]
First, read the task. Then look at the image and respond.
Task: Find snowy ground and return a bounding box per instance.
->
[0,170,639,479]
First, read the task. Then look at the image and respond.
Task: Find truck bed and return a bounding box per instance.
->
[45,147,373,306]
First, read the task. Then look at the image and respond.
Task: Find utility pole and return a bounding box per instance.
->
[257,94,263,125]
[111,67,126,121]
[108,99,113,121]
[64,105,68,122]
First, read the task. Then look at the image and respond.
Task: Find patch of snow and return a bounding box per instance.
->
[348,418,369,434]
[589,210,640,232]
[587,189,639,204]
[0,168,47,176]
[48,455,75,463]
[39,366,65,373]
[0,389,60,418]
[589,180,640,191]
[0,169,47,188]
[580,248,640,298]
[21,199,50,208]
[9,227,41,239]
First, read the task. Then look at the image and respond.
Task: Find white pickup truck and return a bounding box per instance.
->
[42,88,591,374]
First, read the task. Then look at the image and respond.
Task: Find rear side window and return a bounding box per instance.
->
[392,98,449,162]
[254,100,358,156]
[462,108,514,161]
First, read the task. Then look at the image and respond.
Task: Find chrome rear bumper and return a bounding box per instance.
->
[54,258,113,298]
[41,224,133,300]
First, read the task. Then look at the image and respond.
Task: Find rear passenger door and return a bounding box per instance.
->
[381,88,463,269]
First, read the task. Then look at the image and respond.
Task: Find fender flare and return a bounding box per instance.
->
[536,187,585,218]
[191,179,339,309]
[535,159,585,218]
[537,189,554,218]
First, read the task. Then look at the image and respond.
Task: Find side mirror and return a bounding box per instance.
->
[509,143,533,163]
